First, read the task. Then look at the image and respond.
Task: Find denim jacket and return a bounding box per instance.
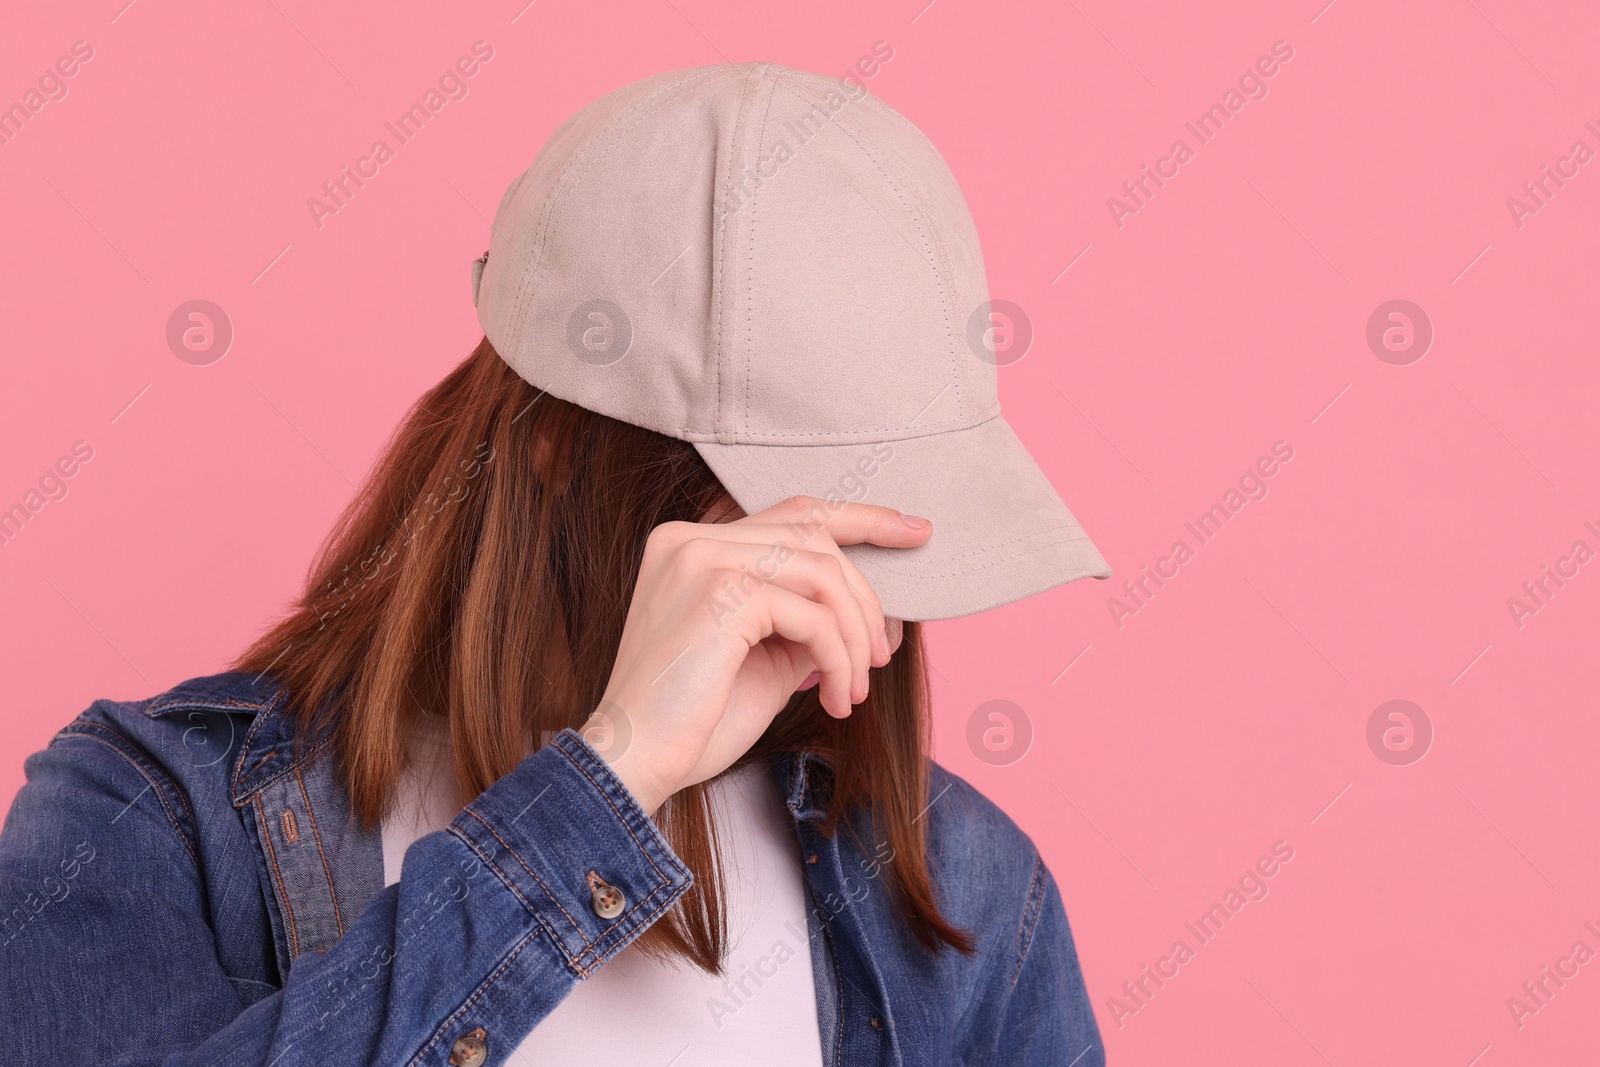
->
[0,671,1103,1066]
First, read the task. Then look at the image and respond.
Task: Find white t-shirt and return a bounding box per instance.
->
[380,719,825,1065]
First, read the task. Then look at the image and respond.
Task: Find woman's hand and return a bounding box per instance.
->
[585,495,928,817]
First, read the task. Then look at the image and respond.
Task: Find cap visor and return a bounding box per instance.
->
[693,415,1111,621]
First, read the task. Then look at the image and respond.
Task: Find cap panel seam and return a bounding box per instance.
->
[685,399,999,441]
[687,418,988,440]
[504,68,727,360]
[843,92,973,370]
[771,79,964,424]
[745,69,784,435]
[514,69,717,339]
[713,68,755,442]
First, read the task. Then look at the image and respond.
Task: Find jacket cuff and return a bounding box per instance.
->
[450,728,690,975]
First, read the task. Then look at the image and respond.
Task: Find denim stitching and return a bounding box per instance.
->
[550,739,681,895]
[403,928,545,1067]
[294,767,343,938]
[66,720,200,832]
[793,852,846,1067]
[445,825,564,952]
[551,734,694,966]
[450,822,684,992]
[1009,856,1048,991]
[58,722,200,868]
[569,866,689,975]
[447,826,537,917]
[571,876,689,973]
[255,792,301,958]
[825,918,847,1066]
[459,808,589,944]
[230,698,280,802]
[144,694,274,717]
[231,734,333,808]
[552,736,675,887]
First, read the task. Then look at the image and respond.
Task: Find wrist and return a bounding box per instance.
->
[607,754,667,819]
[579,706,672,818]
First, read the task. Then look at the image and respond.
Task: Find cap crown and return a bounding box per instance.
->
[476,62,998,447]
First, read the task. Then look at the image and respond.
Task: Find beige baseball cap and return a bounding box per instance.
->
[472,62,1111,621]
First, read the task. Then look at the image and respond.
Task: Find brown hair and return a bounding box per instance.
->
[233,337,974,969]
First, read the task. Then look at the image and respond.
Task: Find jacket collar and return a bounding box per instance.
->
[146,670,837,816]
[144,670,329,806]
[776,748,834,823]
[145,669,285,719]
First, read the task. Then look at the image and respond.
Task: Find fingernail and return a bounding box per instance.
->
[901,513,930,529]
[876,624,890,660]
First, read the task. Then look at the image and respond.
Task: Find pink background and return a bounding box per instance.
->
[3,0,1598,1062]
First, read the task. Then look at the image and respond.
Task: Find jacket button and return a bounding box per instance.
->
[449,1027,487,1067]
[591,879,625,919]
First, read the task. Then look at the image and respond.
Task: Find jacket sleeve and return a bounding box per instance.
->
[0,724,690,1067]
[963,855,1105,1067]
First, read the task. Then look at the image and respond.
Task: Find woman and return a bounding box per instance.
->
[0,63,1109,1065]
